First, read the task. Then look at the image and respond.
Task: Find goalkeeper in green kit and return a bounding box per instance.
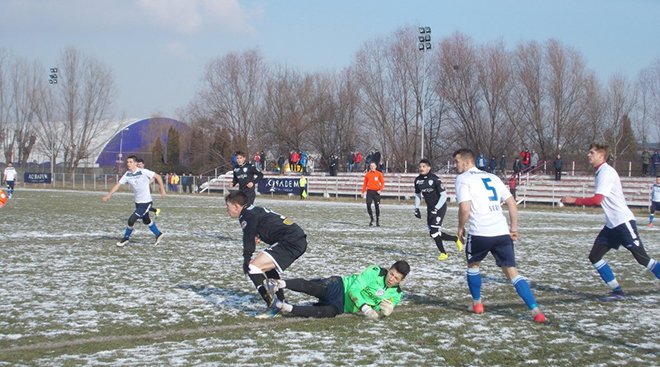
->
[262,261,410,319]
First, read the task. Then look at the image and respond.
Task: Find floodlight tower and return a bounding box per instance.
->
[417,26,431,160]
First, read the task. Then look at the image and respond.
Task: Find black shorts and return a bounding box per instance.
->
[651,201,660,213]
[312,276,345,314]
[594,220,643,250]
[366,190,380,205]
[466,234,516,267]
[263,235,307,271]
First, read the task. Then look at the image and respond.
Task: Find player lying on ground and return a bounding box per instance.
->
[263,261,410,319]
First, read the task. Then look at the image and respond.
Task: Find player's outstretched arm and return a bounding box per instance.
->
[102,183,122,202]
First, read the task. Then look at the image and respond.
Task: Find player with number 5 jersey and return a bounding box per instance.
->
[453,148,546,323]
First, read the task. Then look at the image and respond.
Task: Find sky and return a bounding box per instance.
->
[1,0,659,120]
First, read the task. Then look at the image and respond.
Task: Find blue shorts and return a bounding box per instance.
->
[651,201,660,213]
[133,202,153,218]
[312,276,345,315]
[594,220,643,250]
[466,234,516,267]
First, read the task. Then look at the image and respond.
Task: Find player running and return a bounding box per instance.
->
[102,155,166,247]
[648,175,660,227]
[414,159,460,261]
[136,158,161,217]
[232,151,264,206]
[361,162,384,226]
[3,162,17,199]
[453,148,547,323]
[225,191,307,318]
[561,144,660,299]
[264,261,409,319]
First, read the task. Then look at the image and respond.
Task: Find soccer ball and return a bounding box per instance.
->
[0,190,7,208]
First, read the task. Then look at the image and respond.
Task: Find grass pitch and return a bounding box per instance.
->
[0,189,658,366]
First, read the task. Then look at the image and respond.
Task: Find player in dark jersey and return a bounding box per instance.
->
[225,191,308,318]
[414,159,460,261]
[232,151,264,206]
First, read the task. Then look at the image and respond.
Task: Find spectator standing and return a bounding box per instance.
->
[522,149,531,169]
[513,158,522,175]
[489,155,497,173]
[530,150,539,171]
[476,153,487,171]
[346,152,354,172]
[373,150,382,171]
[277,155,286,174]
[171,172,180,193]
[641,150,651,176]
[253,152,262,171]
[329,155,338,176]
[652,150,660,177]
[509,175,517,200]
[553,154,563,181]
[499,155,507,175]
[354,150,363,172]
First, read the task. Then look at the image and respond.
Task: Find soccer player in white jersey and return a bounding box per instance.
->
[561,144,660,299]
[3,162,17,198]
[453,148,546,323]
[102,155,167,247]
[648,175,660,227]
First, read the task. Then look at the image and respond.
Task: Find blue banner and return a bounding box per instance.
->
[257,178,301,195]
[24,172,52,184]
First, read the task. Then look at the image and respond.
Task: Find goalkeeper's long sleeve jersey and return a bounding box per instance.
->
[342,265,402,314]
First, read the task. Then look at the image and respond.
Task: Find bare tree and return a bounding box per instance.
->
[191,49,265,155]
[544,40,589,159]
[602,74,637,166]
[55,47,116,173]
[0,52,41,166]
[353,26,428,171]
[437,33,486,153]
[304,69,362,169]
[261,67,317,153]
[635,59,660,147]
[475,40,515,157]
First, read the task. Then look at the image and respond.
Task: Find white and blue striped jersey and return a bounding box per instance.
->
[119,168,156,203]
[455,167,512,236]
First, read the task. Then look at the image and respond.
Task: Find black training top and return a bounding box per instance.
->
[238,205,305,261]
[414,172,445,208]
[232,163,264,191]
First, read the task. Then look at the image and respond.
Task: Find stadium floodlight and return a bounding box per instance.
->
[416,26,431,160]
[49,66,58,85]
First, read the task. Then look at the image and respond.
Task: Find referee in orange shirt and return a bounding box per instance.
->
[361,162,385,226]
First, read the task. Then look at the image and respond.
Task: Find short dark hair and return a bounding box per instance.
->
[418,159,431,166]
[452,148,474,162]
[391,260,410,278]
[126,154,138,161]
[235,151,245,158]
[589,143,608,153]
[136,158,144,163]
[225,191,248,206]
